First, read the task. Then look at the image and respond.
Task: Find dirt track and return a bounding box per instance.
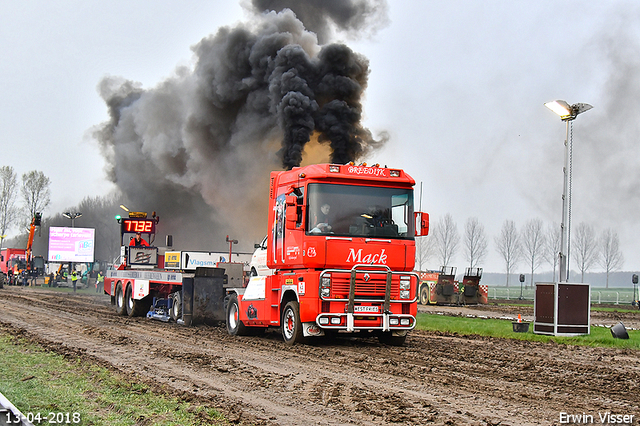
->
[1,286,639,426]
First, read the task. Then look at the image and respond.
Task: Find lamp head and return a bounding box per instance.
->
[545,100,593,121]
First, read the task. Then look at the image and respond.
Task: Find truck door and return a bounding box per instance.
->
[272,194,287,266]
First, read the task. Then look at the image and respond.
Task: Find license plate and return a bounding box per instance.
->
[354,305,379,313]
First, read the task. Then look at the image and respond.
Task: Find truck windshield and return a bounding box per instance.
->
[307,183,414,239]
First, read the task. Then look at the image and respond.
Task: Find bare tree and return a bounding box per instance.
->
[21,170,51,222]
[463,217,487,268]
[572,222,598,283]
[544,223,561,282]
[495,220,520,287]
[598,228,624,288]
[415,235,436,271]
[0,166,19,248]
[521,218,545,288]
[433,214,459,267]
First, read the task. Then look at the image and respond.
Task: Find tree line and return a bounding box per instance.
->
[0,166,51,247]
[416,214,624,288]
[0,166,122,263]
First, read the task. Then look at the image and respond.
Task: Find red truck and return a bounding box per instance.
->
[1,248,27,286]
[225,163,429,346]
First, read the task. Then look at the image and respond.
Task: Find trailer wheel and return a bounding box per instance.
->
[131,296,152,317]
[419,286,429,305]
[125,285,152,317]
[125,284,134,316]
[282,301,304,345]
[170,292,182,322]
[115,282,127,316]
[226,294,247,336]
[378,331,407,346]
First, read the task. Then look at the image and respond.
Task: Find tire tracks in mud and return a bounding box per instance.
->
[1,287,639,425]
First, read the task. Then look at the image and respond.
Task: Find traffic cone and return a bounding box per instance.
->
[517,314,522,323]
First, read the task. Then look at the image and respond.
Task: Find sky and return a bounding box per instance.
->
[2,1,640,274]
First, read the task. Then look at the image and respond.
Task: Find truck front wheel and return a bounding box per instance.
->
[115,282,126,316]
[282,301,305,346]
[226,294,247,336]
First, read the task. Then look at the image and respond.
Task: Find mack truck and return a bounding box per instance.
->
[105,163,429,346]
[225,163,429,346]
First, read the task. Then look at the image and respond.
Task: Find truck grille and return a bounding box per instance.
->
[328,271,400,299]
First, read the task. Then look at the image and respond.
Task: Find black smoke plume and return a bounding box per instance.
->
[93,2,388,251]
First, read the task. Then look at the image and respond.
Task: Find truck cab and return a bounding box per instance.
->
[226,163,429,346]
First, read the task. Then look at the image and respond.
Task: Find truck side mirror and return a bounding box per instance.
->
[285,195,300,230]
[286,205,297,230]
[414,212,429,236]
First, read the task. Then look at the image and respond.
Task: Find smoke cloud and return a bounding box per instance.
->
[249,0,390,44]
[93,2,388,251]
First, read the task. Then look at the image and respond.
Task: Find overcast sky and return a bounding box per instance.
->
[2,1,639,274]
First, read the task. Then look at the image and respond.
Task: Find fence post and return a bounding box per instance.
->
[616,292,619,305]
[506,289,509,300]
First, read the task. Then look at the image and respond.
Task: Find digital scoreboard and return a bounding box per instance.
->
[121,218,156,234]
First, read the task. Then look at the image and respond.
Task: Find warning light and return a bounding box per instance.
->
[115,215,122,223]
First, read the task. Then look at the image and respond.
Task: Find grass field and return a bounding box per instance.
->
[416,312,639,349]
[0,333,227,426]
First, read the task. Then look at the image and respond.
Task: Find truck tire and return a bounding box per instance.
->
[125,284,152,317]
[419,286,429,305]
[226,294,248,336]
[282,301,305,345]
[170,291,182,322]
[378,331,407,346]
[115,282,127,316]
[125,284,134,316]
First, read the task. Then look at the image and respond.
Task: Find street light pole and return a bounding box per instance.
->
[62,212,82,288]
[62,212,82,228]
[544,100,592,282]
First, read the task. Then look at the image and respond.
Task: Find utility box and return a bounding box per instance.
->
[534,282,590,336]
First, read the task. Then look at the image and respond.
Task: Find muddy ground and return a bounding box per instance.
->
[0,286,639,426]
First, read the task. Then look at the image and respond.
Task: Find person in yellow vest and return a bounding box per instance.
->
[71,270,78,293]
[96,271,104,293]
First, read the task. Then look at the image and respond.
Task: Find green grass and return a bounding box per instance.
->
[0,333,227,425]
[416,312,640,349]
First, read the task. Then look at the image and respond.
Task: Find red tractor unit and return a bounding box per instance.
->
[225,163,429,346]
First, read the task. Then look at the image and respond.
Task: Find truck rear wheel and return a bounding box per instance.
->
[226,294,247,336]
[282,301,305,345]
[115,282,126,316]
[170,291,182,322]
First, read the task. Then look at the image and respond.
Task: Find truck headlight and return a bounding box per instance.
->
[399,279,411,290]
[400,290,410,299]
[320,274,331,298]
